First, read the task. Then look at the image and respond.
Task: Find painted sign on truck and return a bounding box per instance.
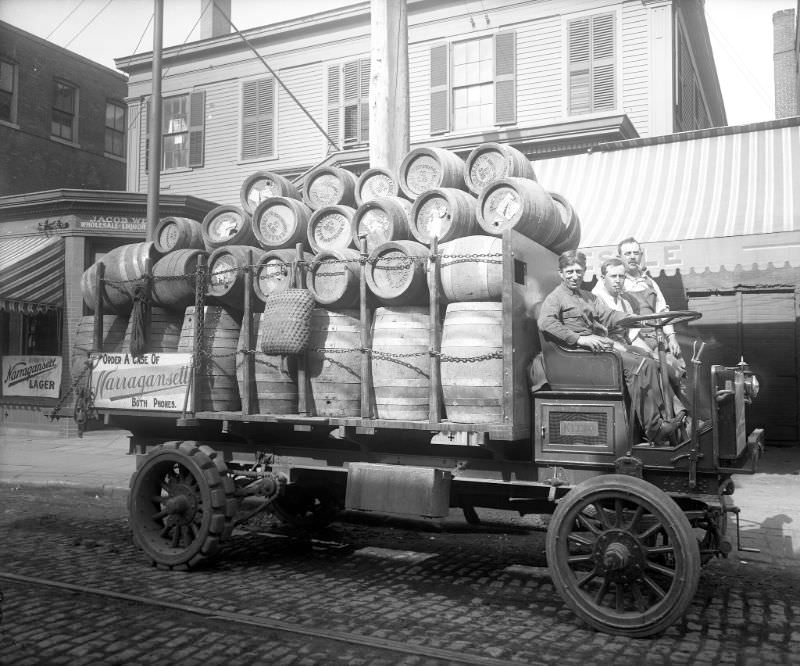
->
[90,352,193,412]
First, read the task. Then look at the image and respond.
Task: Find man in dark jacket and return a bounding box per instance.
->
[538,250,685,444]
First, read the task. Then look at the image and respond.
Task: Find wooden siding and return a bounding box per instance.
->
[124,0,668,199]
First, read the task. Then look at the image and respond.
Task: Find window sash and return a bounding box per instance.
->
[105,101,125,157]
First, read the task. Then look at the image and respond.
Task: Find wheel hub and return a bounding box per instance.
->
[164,483,199,525]
[594,529,645,580]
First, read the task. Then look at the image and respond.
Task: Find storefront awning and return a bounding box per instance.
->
[534,120,800,272]
[0,236,65,313]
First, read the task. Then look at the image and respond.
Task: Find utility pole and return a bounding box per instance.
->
[146,0,164,243]
[369,0,409,173]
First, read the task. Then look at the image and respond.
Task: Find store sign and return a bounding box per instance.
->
[2,356,62,398]
[89,352,193,412]
[75,215,146,233]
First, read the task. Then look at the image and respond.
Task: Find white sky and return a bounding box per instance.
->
[0,0,793,126]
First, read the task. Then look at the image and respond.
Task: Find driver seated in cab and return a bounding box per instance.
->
[538,250,686,445]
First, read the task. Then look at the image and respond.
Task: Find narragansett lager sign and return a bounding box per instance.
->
[90,353,193,412]
[2,356,63,398]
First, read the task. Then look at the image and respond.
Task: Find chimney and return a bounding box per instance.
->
[773,8,798,119]
[200,0,232,39]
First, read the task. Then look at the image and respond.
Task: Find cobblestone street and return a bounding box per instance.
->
[1,483,799,665]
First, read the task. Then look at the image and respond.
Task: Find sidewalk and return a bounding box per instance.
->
[1,426,799,563]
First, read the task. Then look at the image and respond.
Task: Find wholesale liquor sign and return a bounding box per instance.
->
[89,352,193,412]
[2,356,63,398]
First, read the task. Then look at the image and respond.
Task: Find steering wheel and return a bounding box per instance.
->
[617,310,702,329]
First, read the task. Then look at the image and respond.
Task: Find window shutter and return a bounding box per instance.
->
[568,18,591,114]
[343,60,360,144]
[494,31,516,125]
[188,90,205,167]
[591,14,615,111]
[429,43,449,134]
[241,78,274,160]
[359,58,370,144]
[326,64,340,152]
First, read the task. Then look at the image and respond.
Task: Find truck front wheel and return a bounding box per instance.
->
[546,474,700,637]
[129,441,236,569]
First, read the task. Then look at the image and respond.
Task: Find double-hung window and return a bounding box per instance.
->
[0,57,17,124]
[429,31,516,135]
[241,77,275,160]
[105,100,126,157]
[326,58,370,151]
[52,79,77,141]
[567,13,616,115]
[147,91,205,171]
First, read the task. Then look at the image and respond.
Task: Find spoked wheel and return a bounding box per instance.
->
[129,441,236,569]
[271,485,340,530]
[546,475,700,637]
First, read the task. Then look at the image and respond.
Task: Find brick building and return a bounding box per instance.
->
[0,21,128,195]
[773,4,800,118]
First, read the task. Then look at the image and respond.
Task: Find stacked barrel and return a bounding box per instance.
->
[75,141,580,423]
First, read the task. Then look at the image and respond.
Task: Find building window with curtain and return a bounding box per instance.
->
[429,31,516,135]
[147,91,205,171]
[241,77,275,160]
[105,100,126,157]
[52,79,77,141]
[567,13,616,115]
[326,58,370,151]
[0,57,18,124]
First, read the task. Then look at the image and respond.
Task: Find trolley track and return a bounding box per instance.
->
[0,571,530,666]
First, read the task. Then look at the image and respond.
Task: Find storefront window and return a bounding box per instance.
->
[0,309,61,355]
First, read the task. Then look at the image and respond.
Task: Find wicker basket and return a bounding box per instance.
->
[259,288,315,354]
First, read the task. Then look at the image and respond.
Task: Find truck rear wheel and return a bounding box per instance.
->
[546,474,700,637]
[129,441,236,569]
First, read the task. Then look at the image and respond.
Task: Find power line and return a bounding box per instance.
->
[63,0,114,49]
[46,0,87,40]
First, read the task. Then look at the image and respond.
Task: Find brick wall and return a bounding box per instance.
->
[0,22,127,195]
[773,9,799,119]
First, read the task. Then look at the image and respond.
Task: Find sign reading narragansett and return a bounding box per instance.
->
[2,355,62,398]
[89,352,193,412]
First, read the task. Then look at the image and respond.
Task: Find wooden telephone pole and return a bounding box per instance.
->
[369,0,410,173]
[145,0,164,243]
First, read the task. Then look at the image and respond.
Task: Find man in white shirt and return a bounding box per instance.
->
[591,257,650,354]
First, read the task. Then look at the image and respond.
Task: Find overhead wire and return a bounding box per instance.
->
[46,0,87,40]
[63,0,115,49]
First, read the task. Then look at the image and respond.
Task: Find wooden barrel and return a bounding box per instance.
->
[71,314,127,379]
[307,249,361,309]
[440,302,503,424]
[548,191,582,255]
[202,205,257,251]
[476,178,561,248]
[355,167,402,205]
[251,196,312,251]
[398,147,468,200]
[240,171,300,215]
[437,235,504,303]
[365,240,429,306]
[307,308,361,416]
[303,166,357,210]
[371,306,430,421]
[253,249,313,303]
[464,143,536,194]
[410,188,479,245]
[236,313,298,414]
[307,205,356,253]
[83,242,163,315]
[207,245,267,311]
[178,306,241,412]
[122,306,183,353]
[153,217,204,253]
[352,196,413,253]
[151,248,206,312]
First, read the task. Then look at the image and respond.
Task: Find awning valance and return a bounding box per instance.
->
[0,235,65,312]
[535,122,800,250]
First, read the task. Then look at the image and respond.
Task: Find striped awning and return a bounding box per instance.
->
[0,236,65,313]
[534,120,800,249]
